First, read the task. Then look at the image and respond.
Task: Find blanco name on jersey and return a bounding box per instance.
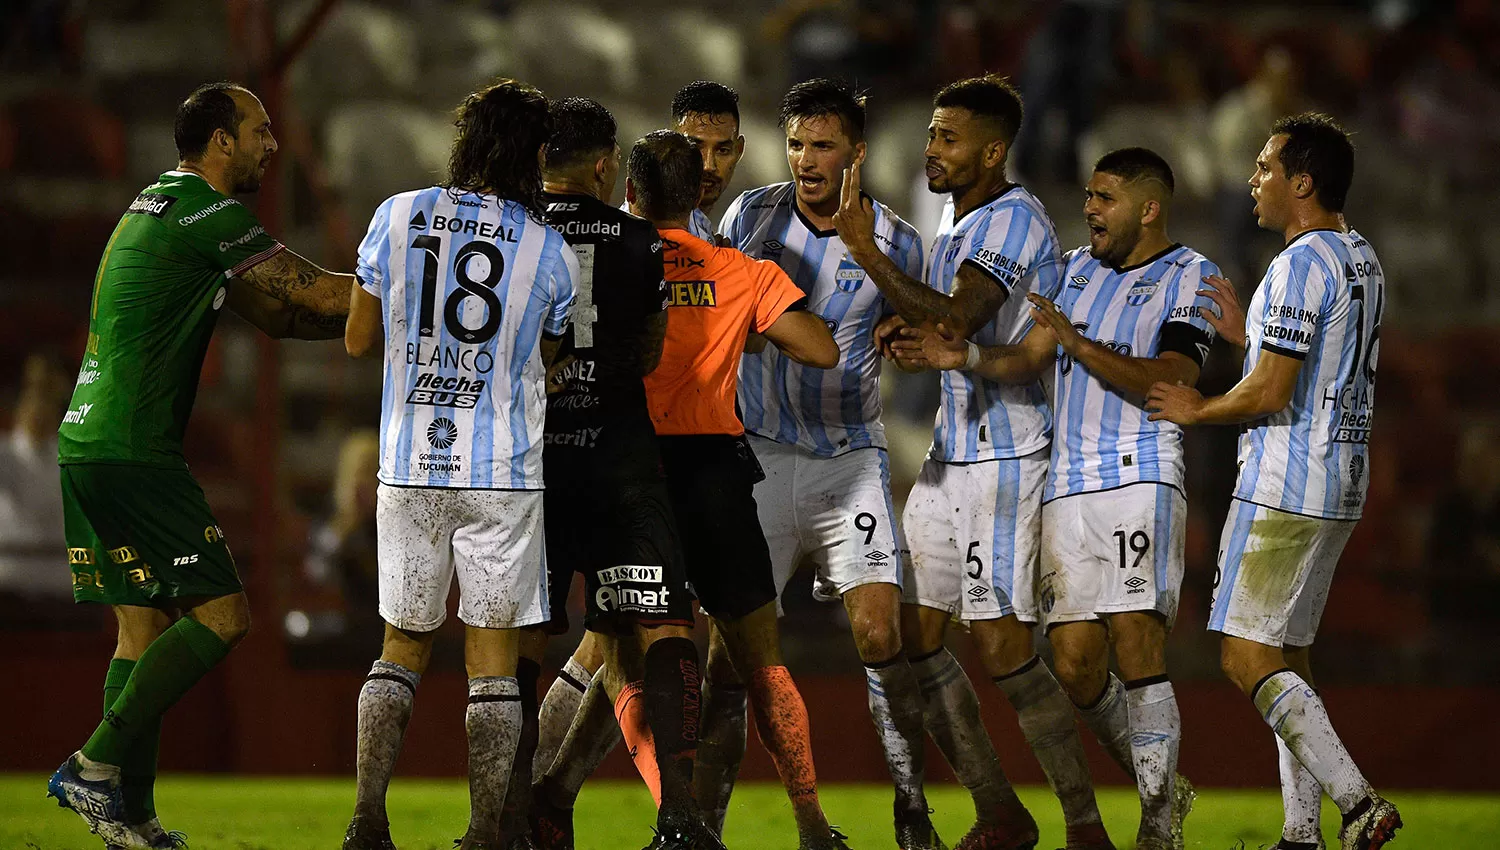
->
[722,183,923,456]
[1047,245,1219,500]
[1235,228,1383,520]
[357,187,577,490]
[929,187,1064,462]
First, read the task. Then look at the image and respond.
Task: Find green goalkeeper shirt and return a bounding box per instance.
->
[58,170,284,468]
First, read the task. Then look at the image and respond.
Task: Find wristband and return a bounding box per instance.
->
[964,341,982,371]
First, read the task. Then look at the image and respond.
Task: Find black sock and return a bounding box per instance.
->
[499,658,541,840]
[643,636,701,815]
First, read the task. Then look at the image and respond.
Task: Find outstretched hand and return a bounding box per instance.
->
[1198,275,1247,348]
[1027,293,1084,355]
[1145,381,1204,424]
[891,322,968,371]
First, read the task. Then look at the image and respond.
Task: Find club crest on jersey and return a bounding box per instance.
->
[835,259,865,292]
[1125,279,1160,306]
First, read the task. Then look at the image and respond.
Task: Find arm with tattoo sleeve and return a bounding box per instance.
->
[238,248,355,320]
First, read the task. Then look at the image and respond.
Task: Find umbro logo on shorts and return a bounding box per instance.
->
[1124,576,1148,593]
[864,550,889,563]
[967,585,988,599]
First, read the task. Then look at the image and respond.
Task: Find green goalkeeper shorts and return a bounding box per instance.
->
[61,462,243,606]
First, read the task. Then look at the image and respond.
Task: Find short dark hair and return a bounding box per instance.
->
[779,78,866,143]
[1093,147,1175,195]
[447,78,552,221]
[1269,112,1354,213]
[671,80,739,124]
[175,82,248,160]
[628,130,702,221]
[546,97,617,170]
[933,74,1024,144]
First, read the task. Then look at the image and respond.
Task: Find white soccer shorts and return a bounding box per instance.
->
[1209,497,1356,648]
[375,484,549,631]
[749,434,904,614]
[1039,482,1187,629]
[901,449,1046,622]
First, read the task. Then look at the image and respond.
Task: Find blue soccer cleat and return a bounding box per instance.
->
[47,752,133,845]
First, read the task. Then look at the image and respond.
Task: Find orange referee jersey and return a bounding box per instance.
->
[645,227,806,436]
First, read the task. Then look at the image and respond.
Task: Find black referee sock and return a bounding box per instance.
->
[498,658,541,841]
[643,636,702,816]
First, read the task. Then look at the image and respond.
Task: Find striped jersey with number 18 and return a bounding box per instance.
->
[356,187,577,490]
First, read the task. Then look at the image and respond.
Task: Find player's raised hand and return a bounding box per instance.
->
[874,313,908,360]
[1146,381,1204,424]
[1198,274,1247,349]
[1027,292,1084,355]
[832,152,877,257]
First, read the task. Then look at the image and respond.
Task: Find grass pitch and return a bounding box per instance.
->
[3,775,1496,850]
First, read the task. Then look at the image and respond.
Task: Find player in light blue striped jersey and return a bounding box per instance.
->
[836,75,1111,850]
[1147,114,1402,850]
[342,79,575,850]
[899,148,1219,850]
[693,78,932,847]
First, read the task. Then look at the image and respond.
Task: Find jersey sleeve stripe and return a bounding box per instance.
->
[224,242,285,279]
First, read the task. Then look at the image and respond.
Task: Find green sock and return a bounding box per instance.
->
[104,658,160,824]
[84,617,230,768]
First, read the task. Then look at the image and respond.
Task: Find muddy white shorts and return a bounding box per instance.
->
[901,449,1046,622]
[1039,482,1187,628]
[375,484,549,631]
[1209,497,1356,648]
[749,434,904,614]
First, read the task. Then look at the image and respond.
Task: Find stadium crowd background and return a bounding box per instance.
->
[2,0,1498,787]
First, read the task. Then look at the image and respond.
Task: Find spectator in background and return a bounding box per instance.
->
[1210,45,1305,282]
[0,353,74,617]
[1014,0,1123,183]
[299,429,381,640]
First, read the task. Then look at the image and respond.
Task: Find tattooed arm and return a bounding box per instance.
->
[227,277,346,340]
[237,247,354,320]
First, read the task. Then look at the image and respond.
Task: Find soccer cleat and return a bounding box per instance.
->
[343,813,398,850]
[131,819,190,849]
[529,786,575,850]
[955,797,1039,850]
[1339,795,1401,850]
[47,754,134,846]
[506,836,539,850]
[800,825,855,850]
[1271,841,1325,850]
[1060,820,1115,850]
[895,810,948,850]
[1169,774,1196,850]
[640,809,727,850]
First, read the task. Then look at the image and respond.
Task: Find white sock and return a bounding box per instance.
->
[993,656,1102,828]
[1279,728,1324,842]
[534,657,590,776]
[1125,676,1180,842]
[1253,670,1370,813]
[1078,673,1136,780]
[465,676,522,838]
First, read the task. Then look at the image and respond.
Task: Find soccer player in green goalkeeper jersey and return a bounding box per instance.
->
[45,82,354,849]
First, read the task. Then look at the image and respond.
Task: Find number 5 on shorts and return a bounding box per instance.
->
[965,540,983,579]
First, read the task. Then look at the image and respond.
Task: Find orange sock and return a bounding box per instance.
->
[615,681,661,807]
[747,665,827,835]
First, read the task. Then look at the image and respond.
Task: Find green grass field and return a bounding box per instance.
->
[3,776,1496,850]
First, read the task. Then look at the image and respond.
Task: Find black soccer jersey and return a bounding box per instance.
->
[542,192,667,476]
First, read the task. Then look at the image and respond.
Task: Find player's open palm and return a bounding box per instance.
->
[1198,274,1247,348]
[831,155,876,253]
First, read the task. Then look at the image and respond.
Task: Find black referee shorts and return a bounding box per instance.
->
[543,468,695,635]
[657,433,777,621]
